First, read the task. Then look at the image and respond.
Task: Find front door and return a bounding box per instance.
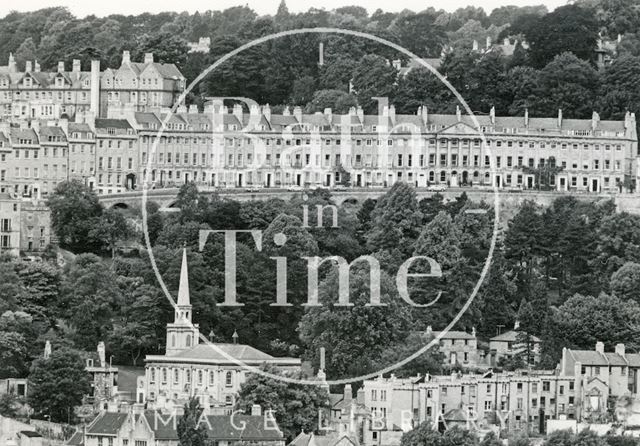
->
[266,173,271,187]
[527,176,533,189]
[592,178,599,192]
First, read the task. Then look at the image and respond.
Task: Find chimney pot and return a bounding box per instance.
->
[25,61,32,73]
[57,61,65,73]
[72,59,81,72]
[595,341,605,354]
[615,343,625,357]
[144,53,154,64]
[122,50,131,65]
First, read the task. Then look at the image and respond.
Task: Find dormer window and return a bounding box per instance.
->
[23,78,32,87]
[56,78,63,87]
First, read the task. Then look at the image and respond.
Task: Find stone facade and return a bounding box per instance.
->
[362,342,640,438]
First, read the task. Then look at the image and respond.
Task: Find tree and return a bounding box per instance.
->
[553,293,640,353]
[177,397,208,446]
[299,263,412,379]
[14,37,37,70]
[28,347,90,423]
[59,254,120,350]
[351,54,398,113]
[47,180,103,253]
[514,299,537,366]
[533,53,599,118]
[395,68,453,114]
[599,55,640,121]
[610,262,640,303]
[318,56,353,92]
[375,332,444,378]
[109,277,162,365]
[524,5,599,68]
[391,12,446,58]
[366,182,422,256]
[400,420,442,446]
[0,392,20,418]
[134,32,189,68]
[0,311,36,378]
[442,426,479,446]
[236,365,329,441]
[89,208,134,259]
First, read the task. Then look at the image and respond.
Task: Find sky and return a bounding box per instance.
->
[6,0,568,18]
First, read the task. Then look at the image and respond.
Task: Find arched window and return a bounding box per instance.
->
[186,369,191,383]
[174,369,179,384]
[198,370,203,385]
[225,371,232,387]
[209,371,215,385]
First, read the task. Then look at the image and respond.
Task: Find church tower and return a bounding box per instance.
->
[165,249,200,355]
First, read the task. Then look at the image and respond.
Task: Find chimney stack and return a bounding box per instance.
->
[98,341,106,367]
[188,104,198,114]
[57,61,65,73]
[293,106,303,122]
[34,60,40,72]
[456,105,462,122]
[343,384,353,403]
[524,108,529,127]
[389,105,396,123]
[615,343,625,358]
[490,106,495,125]
[144,53,154,64]
[558,109,563,128]
[25,61,32,73]
[8,53,16,73]
[595,341,605,354]
[72,59,81,73]
[122,50,131,65]
[592,111,600,130]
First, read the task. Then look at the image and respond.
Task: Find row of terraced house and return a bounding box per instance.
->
[0,52,637,199]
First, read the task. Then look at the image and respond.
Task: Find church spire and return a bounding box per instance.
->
[177,248,190,306]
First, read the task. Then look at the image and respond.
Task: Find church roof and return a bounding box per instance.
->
[146,342,301,366]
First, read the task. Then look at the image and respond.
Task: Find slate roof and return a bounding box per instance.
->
[86,412,129,435]
[65,431,84,446]
[491,330,541,343]
[168,343,276,362]
[143,412,283,441]
[95,118,133,130]
[68,122,92,133]
[569,350,608,366]
[605,352,628,366]
[430,330,476,340]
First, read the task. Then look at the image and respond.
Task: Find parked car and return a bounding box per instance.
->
[245,185,263,192]
[287,185,303,192]
[427,184,447,192]
[333,184,348,191]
